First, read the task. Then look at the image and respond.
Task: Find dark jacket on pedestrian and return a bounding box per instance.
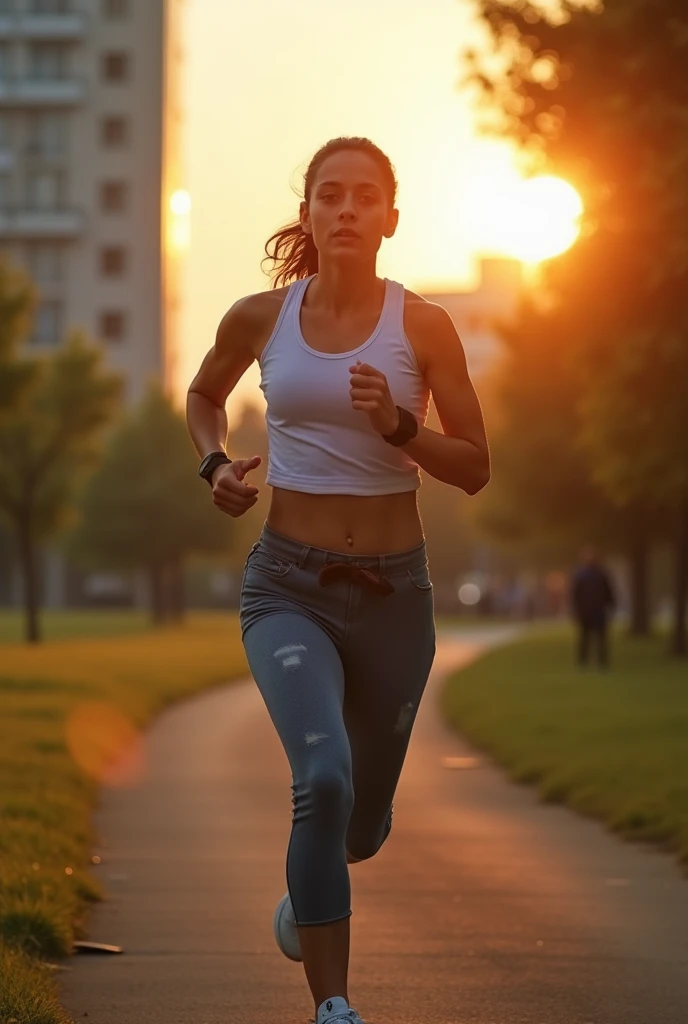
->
[570,564,616,624]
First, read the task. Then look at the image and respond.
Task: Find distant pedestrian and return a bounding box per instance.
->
[569,545,617,669]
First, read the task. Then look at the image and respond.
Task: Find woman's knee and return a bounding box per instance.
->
[296,767,354,824]
[346,803,394,862]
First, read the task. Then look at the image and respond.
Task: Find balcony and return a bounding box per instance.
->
[0,77,86,106]
[0,13,87,41]
[0,207,85,239]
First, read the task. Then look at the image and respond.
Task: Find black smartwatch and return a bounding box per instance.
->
[198,450,232,486]
[382,406,418,447]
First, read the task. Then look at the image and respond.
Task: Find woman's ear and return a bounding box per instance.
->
[299,200,311,235]
[384,208,399,239]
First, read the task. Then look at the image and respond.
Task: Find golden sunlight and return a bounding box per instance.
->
[169,189,192,251]
[474,174,583,263]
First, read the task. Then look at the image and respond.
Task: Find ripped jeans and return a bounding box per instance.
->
[239,522,436,926]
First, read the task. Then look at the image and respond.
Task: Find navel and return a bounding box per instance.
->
[346,535,353,547]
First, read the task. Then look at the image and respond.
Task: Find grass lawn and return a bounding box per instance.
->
[0,609,153,644]
[441,623,688,875]
[0,612,248,1024]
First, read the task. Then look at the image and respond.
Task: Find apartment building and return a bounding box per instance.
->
[0,0,186,607]
[0,0,185,400]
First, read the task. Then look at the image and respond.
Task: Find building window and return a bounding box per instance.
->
[101,116,128,147]
[31,300,62,345]
[100,181,128,213]
[28,44,69,80]
[99,310,126,342]
[0,43,13,77]
[30,1,73,12]
[25,244,64,284]
[102,52,130,83]
[25,112,68,159]
[0,173,10,208]
[100,246,127,277]
[26,170,64,208]
[103,0,128,17]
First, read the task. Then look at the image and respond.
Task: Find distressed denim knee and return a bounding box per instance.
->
[293,767,355,831]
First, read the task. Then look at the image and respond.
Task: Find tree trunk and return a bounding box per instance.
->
[671,499,688,657]
[17,516,41,644]
[627,533,651,636]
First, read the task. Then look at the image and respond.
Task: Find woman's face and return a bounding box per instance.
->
[300,149,398,264]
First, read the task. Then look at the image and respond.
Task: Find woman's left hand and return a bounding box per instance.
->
[349,360,400,436]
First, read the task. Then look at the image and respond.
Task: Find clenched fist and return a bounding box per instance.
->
[211,455,261,518]
[349,360,400,436]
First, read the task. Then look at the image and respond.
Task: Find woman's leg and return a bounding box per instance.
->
[341,570,436,863]
[242,611,355,1013]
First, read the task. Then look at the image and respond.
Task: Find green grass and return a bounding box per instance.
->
[0,609,152,644]
[441,624,688,872]
[0,613,249,1024]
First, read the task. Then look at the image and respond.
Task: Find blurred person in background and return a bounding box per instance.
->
[186,137,490,1024]
[569,545,617,669]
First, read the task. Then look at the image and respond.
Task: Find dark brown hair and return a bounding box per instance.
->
[261,137,398,289]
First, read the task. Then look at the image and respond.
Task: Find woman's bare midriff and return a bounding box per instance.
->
[266,487,424,555]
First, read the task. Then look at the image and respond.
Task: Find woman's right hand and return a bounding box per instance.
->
[211,455,262,517]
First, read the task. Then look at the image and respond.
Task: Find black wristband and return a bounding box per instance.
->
[198,450,232,486]
[382,406,418,447]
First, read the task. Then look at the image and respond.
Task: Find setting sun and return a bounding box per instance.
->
[470,174,584,264]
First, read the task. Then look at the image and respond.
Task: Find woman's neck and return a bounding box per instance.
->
[307,262,383,316]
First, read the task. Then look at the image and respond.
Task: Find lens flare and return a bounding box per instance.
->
[65,702,145,788]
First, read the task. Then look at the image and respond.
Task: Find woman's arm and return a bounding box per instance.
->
[349,302,490,494]
[403,302,490,493]
[186,297,259,459]
[186,295,266,514]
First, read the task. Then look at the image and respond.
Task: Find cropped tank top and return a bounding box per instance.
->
[259,275,430,496]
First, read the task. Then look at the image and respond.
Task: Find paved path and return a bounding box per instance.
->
[62,626,688,1024]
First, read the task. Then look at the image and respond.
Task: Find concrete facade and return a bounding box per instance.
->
[0,0,186,608]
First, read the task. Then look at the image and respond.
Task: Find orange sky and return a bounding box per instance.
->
[176,0,526,424]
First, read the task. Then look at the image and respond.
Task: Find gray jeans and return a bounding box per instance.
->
[240,522,436,926]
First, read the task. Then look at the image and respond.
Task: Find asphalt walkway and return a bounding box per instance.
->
[61,626,688,1023]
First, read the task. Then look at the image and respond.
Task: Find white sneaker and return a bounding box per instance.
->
[273,890,302,962]
[308,1009,368,1024]
[312,997,368,1023]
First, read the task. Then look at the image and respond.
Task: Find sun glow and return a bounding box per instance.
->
[468,174,584,264]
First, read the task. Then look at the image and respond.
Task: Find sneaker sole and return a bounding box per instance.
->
[273,893,303,962]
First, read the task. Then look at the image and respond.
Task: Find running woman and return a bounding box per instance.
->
[186,136,490,1024]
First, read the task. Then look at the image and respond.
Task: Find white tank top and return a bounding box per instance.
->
[258,275,430,496]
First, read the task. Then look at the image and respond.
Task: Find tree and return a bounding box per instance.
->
[72,383,233,624]
[0,330,123,643]
[469,0,688,652]
[470,289,659,629]
[0,256,39,414]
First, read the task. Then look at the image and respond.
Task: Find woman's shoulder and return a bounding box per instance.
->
[401,286,450,327]
[218,284,293,359]
[399,287,459,372]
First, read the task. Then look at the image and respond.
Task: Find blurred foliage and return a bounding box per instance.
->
[70,383,233,623]
[0,256,38,414]
[468,0,688,651]
[0,299,123,644]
